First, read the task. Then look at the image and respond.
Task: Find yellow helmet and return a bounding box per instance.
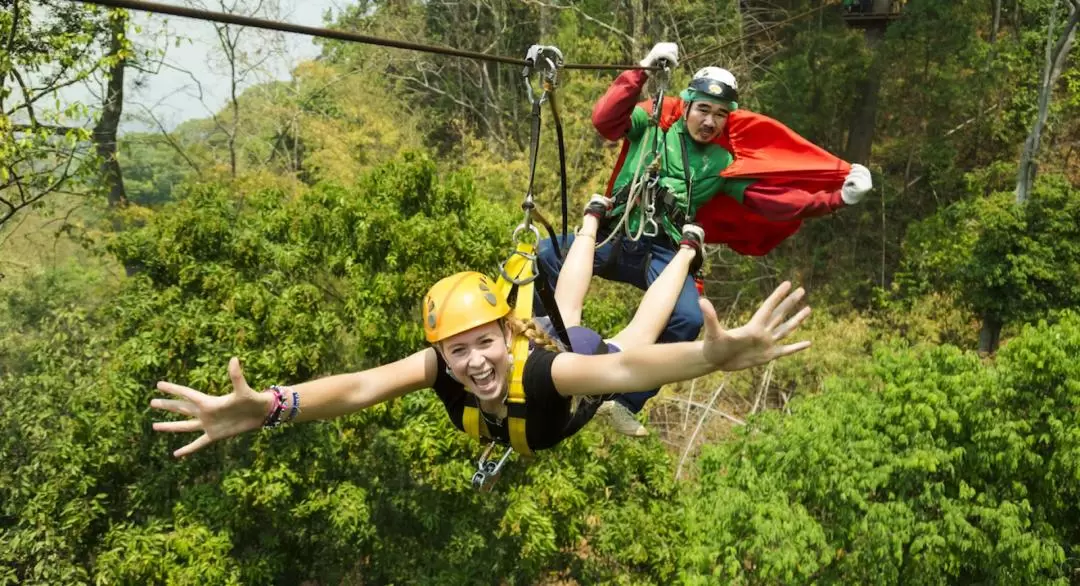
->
[422,271,510,343]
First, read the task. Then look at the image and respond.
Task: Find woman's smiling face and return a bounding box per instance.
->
[439,321,512,402]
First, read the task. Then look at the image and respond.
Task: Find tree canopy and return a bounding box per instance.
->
[4,0,1080,582]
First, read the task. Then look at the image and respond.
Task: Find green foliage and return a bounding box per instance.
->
[0,1,127,227]
[119,133,195,207]
[753,13,866,152]
[7,153,1080,583]
[1,154,678,584]
[676,313,1080,583]
[899,173,1080,325]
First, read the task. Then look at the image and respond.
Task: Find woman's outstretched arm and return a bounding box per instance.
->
[550,282,811,397]
[152,348,439,457]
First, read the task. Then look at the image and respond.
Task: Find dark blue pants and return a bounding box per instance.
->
[535,232,703,413]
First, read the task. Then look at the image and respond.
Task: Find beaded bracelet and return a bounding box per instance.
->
[262,385,301,428]
[286,388,301,423]
[262,387,287,428]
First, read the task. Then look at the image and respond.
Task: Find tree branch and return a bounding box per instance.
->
[8,67,39,126]
[521,0,634,44]
[660,396,746,426]
[1016,3,1080,202]
[130,104,203,172]
[388,71,505,146]
[676,377,729,480]
[0,0,21,114]
[10,123,84,135]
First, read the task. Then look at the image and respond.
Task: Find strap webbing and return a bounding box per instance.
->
[462,400,489,441]
[498,242,534,456]
[462,241,536,456]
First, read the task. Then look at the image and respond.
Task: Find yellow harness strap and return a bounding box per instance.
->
[461,241,536,456]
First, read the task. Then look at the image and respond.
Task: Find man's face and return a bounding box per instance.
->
[685,101,731,143]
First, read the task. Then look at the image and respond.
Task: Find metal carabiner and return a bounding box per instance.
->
[523,45,564,105]
[642,214,660,238]
[497,223,541,286]
[511,222,542,246]
[652,56,669,84]
[642,184,660,238]
[471,442,514,491]
[647,58,672,125]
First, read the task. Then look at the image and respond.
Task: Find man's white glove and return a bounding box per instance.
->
[640,42,678,70]
[841,163,873,204]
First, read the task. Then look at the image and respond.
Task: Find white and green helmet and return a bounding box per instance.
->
[680,66,739,111]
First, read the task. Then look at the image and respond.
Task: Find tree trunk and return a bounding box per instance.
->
[538,3,551,40]
[229,43,239,178]
[92,13,140,276]
[1016,3,1079,204]
[979,313,1003,354]
[92,15,128,211]
[630,0,645,57]
[844,25,886,164]
[990,0,1001,43]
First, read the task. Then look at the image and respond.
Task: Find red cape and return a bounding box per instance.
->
[607,100,850,256]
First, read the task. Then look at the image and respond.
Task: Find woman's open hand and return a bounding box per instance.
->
[151,357,272,457]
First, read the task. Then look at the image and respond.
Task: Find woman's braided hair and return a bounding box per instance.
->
[505,316,562,353]
[504,316,589,414]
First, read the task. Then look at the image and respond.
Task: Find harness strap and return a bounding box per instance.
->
[503,245,533,456]
[547,88,570,258]
[530,209,574,351]
[461,240,537,456]
[679,131,693,219]
[462,397,490,441]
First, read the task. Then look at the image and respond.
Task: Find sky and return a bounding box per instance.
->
[119,0,349,131]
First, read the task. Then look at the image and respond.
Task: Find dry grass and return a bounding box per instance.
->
[0,192,122,290]
[644,298,882,481]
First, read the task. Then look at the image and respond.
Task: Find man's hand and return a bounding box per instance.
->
[640,42,678,70]
[842,163,873,204]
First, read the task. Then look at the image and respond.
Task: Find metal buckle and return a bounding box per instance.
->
[498,250,539,286]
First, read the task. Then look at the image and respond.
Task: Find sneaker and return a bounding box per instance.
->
[584,194,613,219]
[596,401,649,437]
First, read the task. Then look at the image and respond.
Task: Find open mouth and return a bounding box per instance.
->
[471,367,495,387]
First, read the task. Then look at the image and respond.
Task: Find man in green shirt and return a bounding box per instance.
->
[537,43,872,435]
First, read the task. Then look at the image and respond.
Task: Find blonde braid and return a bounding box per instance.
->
[506,316,563,353]
[505,316,588,414]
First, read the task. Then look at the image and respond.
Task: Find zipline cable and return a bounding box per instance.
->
[68,0,658,72]
[71,0,839,75]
